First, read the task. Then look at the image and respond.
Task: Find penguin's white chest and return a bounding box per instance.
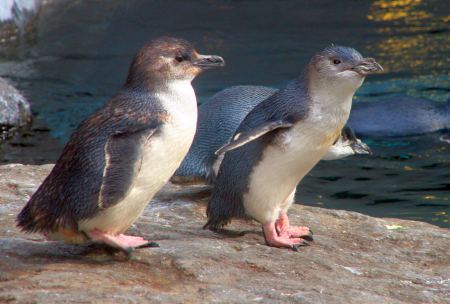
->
[80,81,198,235]
[243,97,352,224]
[135,82,198,192]
[131,92,198,199]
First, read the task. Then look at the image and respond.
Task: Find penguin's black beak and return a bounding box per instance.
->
[193,54,225,69]
[351,58,383,76]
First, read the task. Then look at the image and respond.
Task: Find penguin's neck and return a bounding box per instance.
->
[154,79,198,128]
[155,79,196,104]
[306,75,358,124]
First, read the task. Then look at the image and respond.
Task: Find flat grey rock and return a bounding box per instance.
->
[0,164,449,303]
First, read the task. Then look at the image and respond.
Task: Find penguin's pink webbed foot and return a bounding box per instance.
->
[275,213,313,241]
[87,229,159,254]
[262,222,310,251]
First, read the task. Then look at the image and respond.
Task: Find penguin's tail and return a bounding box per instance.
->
[17,201,84,244]
[16,196,76,235]
[203,195,234,231]
[203,217,229,231]
[16,200,51,233]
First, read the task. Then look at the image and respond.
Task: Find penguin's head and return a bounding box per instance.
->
[125,37,225,87]
[311,46,383,90]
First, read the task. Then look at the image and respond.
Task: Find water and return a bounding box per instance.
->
[0,0,448,227]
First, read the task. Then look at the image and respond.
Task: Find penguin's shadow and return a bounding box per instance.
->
[208,229,261,239]
[7,239,135,266]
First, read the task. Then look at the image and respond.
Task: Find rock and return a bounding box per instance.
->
[0,77,32,140]
[0,164,449,303]
[0,0,41,53]
[0,118,63,165]
[0,0,41,24]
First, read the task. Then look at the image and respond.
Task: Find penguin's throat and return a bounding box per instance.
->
[308,85,354,126]
[155,79,198,130]
[312,78,355,103]
[156,79,195,100]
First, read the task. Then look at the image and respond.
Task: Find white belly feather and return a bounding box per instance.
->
[79,81,197,234]
[243,95,352,224]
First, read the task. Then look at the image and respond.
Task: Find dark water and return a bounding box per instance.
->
[0,0,449,227]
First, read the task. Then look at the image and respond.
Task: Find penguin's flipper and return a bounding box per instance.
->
[215,120,293,155]
[98,126,158,209]
[341,125,357,141]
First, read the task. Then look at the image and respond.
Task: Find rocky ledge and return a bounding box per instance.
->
[0,164,449,303]
[0,78,32,140]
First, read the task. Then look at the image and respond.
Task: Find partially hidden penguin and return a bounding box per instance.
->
[204,46,382,250]
[348,95,449,137]
[174,85,371,183]
[16,37,225,253]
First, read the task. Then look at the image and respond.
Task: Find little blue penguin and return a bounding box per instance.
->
[204,46,382,250]
[348,95,450,137]
[17,37,225,252]
[174,85,371,183]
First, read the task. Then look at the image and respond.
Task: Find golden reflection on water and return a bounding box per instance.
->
[366,0,449,75]
[368,0,430,23]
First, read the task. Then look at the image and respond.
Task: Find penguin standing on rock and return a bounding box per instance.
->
[17,37,225,253]
[204,46,382,250]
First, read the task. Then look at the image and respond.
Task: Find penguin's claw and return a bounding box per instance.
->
[137,241,160,249]
[292,241,310,251]
[301,231,314,242]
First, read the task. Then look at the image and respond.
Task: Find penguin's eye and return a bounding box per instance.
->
[333,59,341,65]
[175,54,189,63]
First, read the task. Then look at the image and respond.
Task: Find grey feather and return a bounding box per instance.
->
[99,127,157,209]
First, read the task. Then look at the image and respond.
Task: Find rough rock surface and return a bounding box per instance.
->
[0,78,32,139]
[0,164,449,303]
[0,0,41,56]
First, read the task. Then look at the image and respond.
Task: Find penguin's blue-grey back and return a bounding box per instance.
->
[175,85,277,182]
[349,96,450,137]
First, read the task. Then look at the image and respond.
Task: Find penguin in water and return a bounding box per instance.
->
[348,95,450,137]
[204,46,382,250]
[17,37,225,253]
[174,85,371,183]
